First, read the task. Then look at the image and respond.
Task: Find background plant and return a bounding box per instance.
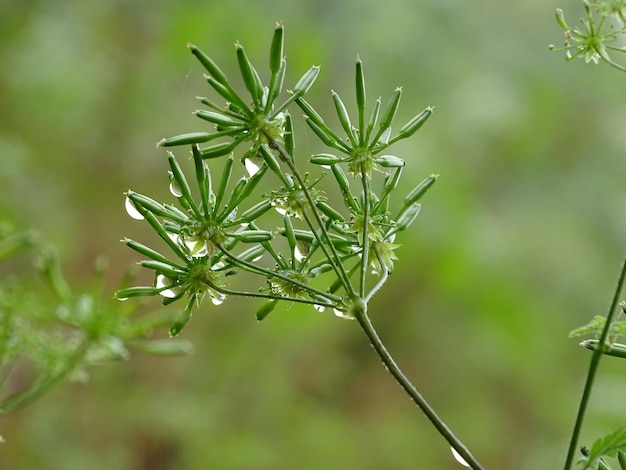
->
[2,1,626,468]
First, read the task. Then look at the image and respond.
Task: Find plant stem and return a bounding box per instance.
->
[359,168,370,298]
[563,252,626,470]
[351,301,485,470]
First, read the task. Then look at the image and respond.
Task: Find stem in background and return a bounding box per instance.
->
[564,253,626,470]
[351,301,485,470]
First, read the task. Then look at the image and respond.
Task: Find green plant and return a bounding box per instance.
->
[118,22,485,468]
[551,1,626,469]
[0,224,191,435]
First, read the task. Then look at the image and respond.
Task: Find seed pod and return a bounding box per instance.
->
[355,57,366,134]
[169,299,194,337]
[310,153,343,166]
[205,76,250,116]
[283,214,297,257]
[256,299,279,321]
[140,260,187,278]
[283,112,295,156]
[331,165,358,212]
[191,145,212,215]
[236,42,264,105]
[404,174,437,205]
[236,199,273,224]
[394,106,433,141]
[269,22,284,74]
[582,340,626,359]
[214,155,234,211]
[237,244,265,263]
[365,98,381,143]
[293,65,320,96]
[388,203,421,236]
[115,286,161,300]
[194,110,240,128]
[168,153,196,205]
[200,141,235,159]
[374,155,405,168]
[384,166,403,193]
[316,201,345,221]
[306,118,338,148]
[230,230,273,243]
[240,163,268,200]
[124,238,175,265]
[267,58,286,112]
[332,91,354,143]
[127,191,169,219]
[617,451,626,470]
[157,132,214,147]
[189,44,229,85]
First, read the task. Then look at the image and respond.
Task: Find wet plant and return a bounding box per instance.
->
[118,23,484,469]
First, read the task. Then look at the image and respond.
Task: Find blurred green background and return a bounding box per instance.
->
[1,0,626,468]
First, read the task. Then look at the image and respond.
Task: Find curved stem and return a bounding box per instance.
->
[564,253,626,470]
[364,246,389,303]
[352,302,484,470]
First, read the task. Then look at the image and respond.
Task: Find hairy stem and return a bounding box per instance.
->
[564,252,626,470]
[351,301,485,470]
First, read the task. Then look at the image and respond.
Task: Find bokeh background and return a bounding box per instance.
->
[1,0,626,468]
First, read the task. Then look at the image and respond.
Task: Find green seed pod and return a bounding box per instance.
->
[194,110,240,128]
[157,132,214,147]
[231,230,273,243]
[394,107,434,141]
[169,299,194,337]
[316,201,345,221]
[617,451,626,470]
[284,112,295,156]
[365,98,381,143]
[269,22,284,74]
[256,299,279,321]
[267,58,286,112]
[189,44,229,85]
[331,165,358,212]
[240,163,268,199]
[293,65,320,96]
[582,340,626,358]
[404,174,437,205]
[236,42,264,105]
[555,9,568,30]
[200,141,235,159]
[355,57,366,119]
[191,145,212,216]
[384,166,403,193]
[236,199,273,224]
[237,244,265,263]
[115,286,161,300]
[295,96,326,127]
[168,153,196,204]
[205,76,250,116]
[389,203,421,235]
[332,90,354,143]
[259,145,290,186]
[306,118,338,148]
[310,153,343,166]
[374,155,405,168]
[127,191,169,219]
[124,239,175,265]
[225,176,248,211]
[379,87,402,132]
[309,263,333,278]
[140,260,187,278]
[283,214,297,256]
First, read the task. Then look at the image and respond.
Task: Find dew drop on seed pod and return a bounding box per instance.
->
[169,180,183,197]
[156,274,177,298]
[274,206,287,216]
[125,197,144,220]
[294,245,305,261]
[244,157,262,177]
[333,308,354,320]
[450,447,470,468]
[314,304,326,313]
[211,294,226,305]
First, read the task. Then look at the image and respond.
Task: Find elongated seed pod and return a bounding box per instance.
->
[283,112,295,156]
[230,230,273,243]
[115,286,161,299]
[236,43,264,105]
[189,44,229,85]
[194,110,240,128]
[293,65,320,96]
[404,174,437,205]
[365,98,381,143]
[200,141,235,159]
[141,260,187,278]
[332,91,355,144]
[310,153,343,166]
[374,155,405,168]
[157,132,213,147]
[393,107,433,141]
[269,22,284,74]
[124,239,179,266]
[257,299,279,321]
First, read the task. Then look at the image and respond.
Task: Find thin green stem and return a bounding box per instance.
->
[352,302,484,470]
[364,246,389,303]
[215,242,341,304]
[359,169,370,298]
[264,136,356,298]
[564,252,626,470]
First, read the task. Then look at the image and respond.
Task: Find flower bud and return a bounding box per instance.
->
[374,155,405,168]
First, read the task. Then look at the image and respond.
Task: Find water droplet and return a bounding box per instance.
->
[333,308,354,320]
[450,447,470,468]
[156,274,177,298]
[314,304,326,313]
[294,245,305,262]
[274,206,287,216]
[211,292,226,305]
[125,197,144,220]
[244,156,263,176]
[169,180,183,197]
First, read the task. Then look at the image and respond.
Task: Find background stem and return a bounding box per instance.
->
[563,253,626,470]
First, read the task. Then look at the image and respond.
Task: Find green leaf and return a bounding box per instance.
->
[584,429,626,469]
